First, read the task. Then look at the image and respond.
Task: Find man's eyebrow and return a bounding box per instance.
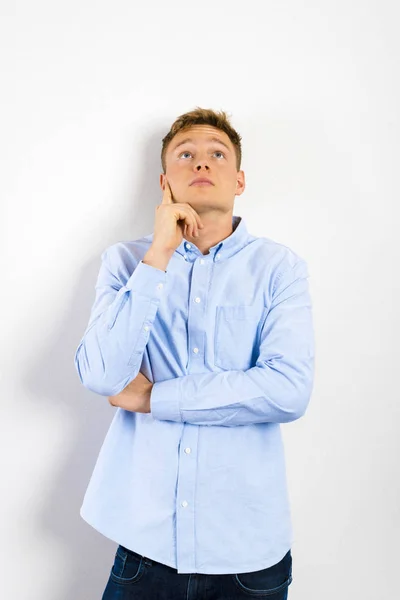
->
[171,137,231,152]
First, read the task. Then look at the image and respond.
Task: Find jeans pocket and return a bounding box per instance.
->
[109,545,147,585]
[232,550,292,597]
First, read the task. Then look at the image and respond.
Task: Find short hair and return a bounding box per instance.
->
[161,107,242,173]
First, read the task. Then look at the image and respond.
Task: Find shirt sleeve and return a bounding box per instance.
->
[150,259,315,426]
[74,245,167,396]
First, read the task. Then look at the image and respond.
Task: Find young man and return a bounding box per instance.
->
[74,107,315,599]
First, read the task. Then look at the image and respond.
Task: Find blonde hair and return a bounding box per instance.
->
[161,107,242,173]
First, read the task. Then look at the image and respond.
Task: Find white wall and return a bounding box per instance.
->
[2,1,399,598]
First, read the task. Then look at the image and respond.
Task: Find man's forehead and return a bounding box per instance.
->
[169,126,232,149]
[178,125,223,134]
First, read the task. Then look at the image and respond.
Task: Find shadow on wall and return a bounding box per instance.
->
[24,126,166,600]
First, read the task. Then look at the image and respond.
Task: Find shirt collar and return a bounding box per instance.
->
[147,215,251,263]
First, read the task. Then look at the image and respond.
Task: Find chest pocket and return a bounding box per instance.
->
[214,305,268,371]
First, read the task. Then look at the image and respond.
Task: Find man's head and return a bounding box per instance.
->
[160,107,245,215]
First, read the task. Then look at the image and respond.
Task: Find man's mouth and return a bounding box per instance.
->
[190,177,214,186]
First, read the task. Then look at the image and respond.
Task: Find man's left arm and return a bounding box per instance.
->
[150,259,315,427]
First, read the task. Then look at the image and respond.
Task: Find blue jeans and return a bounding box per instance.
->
[101,545,292,599]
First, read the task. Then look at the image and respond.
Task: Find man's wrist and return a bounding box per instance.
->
[142,245,174,272]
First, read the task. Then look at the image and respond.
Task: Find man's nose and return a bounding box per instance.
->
[195,161,210,170]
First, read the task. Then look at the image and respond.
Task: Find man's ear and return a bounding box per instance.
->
[160,173,165,191]
[236,170,245,195]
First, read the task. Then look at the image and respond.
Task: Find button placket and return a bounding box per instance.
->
[187,251,208,368]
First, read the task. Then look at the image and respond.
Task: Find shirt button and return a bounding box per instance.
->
[193,347,199,353]
[181,500,188,508]
[144,325,149,331]
[184,447,191,454]
[157,283,163,289]
[194,297,201,303]
[186,243,191,249]
[215,253,221,260]
[200,259,205,265]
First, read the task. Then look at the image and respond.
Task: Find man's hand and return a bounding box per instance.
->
[154,176,204,252]
[108,371,153,413]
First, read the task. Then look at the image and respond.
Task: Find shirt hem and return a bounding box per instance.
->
[80,505,292,575]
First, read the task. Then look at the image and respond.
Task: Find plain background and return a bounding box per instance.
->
[2,1,399,598]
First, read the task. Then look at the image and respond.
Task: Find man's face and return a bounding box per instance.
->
[160,125,245,211]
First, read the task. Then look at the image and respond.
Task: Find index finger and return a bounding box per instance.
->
[162,177,173,204]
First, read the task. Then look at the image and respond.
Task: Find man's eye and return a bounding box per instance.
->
[178,150,225,159]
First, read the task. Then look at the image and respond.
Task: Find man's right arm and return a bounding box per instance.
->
[74,244,173,397]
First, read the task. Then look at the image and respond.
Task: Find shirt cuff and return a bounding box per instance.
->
[124,260,167,298]
[150,377,183,422]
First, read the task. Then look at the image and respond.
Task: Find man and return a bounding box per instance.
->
[74,107,315,599]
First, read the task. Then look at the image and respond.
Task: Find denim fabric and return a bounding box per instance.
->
[101,545,292,599]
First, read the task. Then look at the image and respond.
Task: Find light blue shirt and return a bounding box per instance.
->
[74,215,315,574]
